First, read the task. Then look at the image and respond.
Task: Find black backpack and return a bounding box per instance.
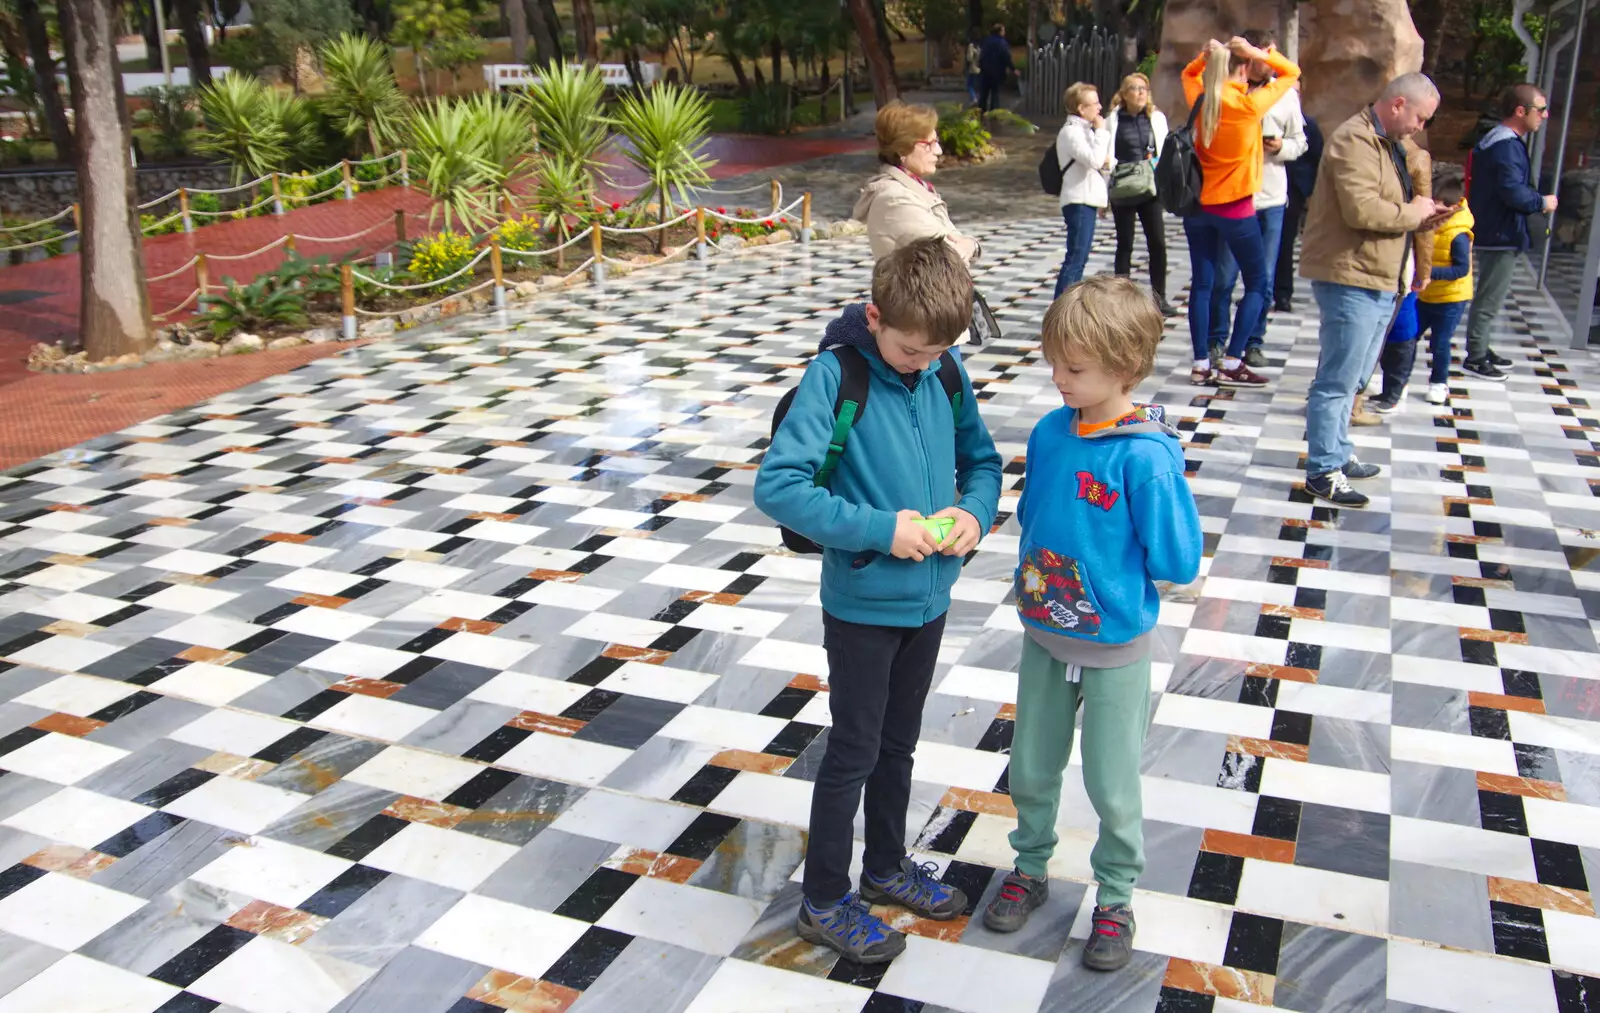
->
[770,345,965,555]
[1155,97,1205,217]
[1037,141,1075,197]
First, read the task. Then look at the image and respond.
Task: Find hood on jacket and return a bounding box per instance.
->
[819,303,877,355]
[1475,124,1522,152]
[1079,404,1181,440]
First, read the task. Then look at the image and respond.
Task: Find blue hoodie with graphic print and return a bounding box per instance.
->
[1015,403,1202,667]
[755,304,1003,628]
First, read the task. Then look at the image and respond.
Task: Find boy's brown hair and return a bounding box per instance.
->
[871,237,973,347]
[1433,173,1465,206]
[1041,275,1164,390]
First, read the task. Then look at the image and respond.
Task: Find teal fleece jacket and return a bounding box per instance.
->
[754,305,1003,627]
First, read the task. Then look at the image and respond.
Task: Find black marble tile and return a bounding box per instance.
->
[153,993,222,1013]
[1490,900,1550,963]
[573,694,683,750]
[665,811,742,861]
[252,726,327,764]
[442,766,522,811]
[1154,985,1216,1012]
[670,764,738,807]
[1533,839,1590,891]
[95,811,186,858]
[326,814,409,862]
[462,725,533,763]
[131,768,217,808]
[298,864,391,919]
[1187,850,1243,905]
[0,862,46,900]
[918,807,977,855]
[1478,790,1530,836]
[764,720,824,758]
[1252,796,1301,841]
[1223,911,1283,975]
[553,867,639,922]
[149,925,254,987]
[541,926,634,991]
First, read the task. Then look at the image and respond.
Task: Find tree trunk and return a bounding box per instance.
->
[175,0,210,84]
[525,0,557,66]
[1412,0,1444,76]
[968,0,984,30]
[140,0,162,68]
[846,0,897,106]
[16,0,74,161]
[1280,0,1299,63]
[60,0,151,359]
[770,37,781,84]
[726,50,751,94]
[573,0,598,62]
[1027,0,1039,51]
[505,0,528,63]
[538,0,563,58]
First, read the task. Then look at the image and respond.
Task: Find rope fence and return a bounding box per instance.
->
[147,255,200,283]
[1,229,80,252]
[152,287,203,321]
[0,205,75,232]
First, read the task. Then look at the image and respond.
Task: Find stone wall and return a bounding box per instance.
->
[1154,0,1424,132]
[0,162,234,220]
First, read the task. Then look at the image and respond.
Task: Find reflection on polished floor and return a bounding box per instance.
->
[0,222,1597,1013]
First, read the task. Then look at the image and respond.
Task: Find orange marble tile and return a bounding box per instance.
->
[1467,691,1546,714]
[661,492,711,503]
[527,569,583,583]
[647,854,704,884]
[1443,497,1496,508]
[708,749,794,775]
[47,503,88,513]
[264,532,314,544]
[23,843,92,873]
[716,462,759,471]
[62,850,118,878]
[1476,771,1566,801]
[165,573,218,587]
[507,711,586,736]
[1280,517,1332,530]
[193,751,277,780]
[995,703,1018,721]
[938,787,1018,819]
[329,676,406,698]
[879,909,970,942]
[1459,627,1530,645]
[1487,877,1594,917]
[320,457,361,465]
[1227,736,1310,763]
[606,848,659,876]
[680,590,744,606]
[467,512,520,522]
[30,712,107,737]
[44,553,98,566]
[788,673,828,692]
[292,593,352,609]
[226,899,329,944]
[1271,555,1329,569]
[145,516,194,527]
[177,645,244,665]
[1200,829,1296,864]
[467,971,581,1012]
[437,617,503,635]
[1261,604,1326,621]
[41,619,100,638]
[1445,533,1501,545]
[383,796,472,828]
[1451,576,1515,590]
[1163,958,1276,1005]
[600,644,672,664]
[1242,663,1319,684]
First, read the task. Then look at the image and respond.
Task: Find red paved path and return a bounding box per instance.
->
[0,134,871,469]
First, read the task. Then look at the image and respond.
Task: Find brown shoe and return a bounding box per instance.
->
[1190,367,1215,386]
[1214,363,1269,388]
[1350,394,1382,427]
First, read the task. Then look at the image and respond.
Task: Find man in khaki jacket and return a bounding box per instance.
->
[1298,73,1449,508]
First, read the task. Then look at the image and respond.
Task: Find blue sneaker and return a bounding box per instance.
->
[796,893,906,963]
[860,856,968,920]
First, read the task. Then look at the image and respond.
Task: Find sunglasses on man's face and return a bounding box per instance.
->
[1531,105,1549,114]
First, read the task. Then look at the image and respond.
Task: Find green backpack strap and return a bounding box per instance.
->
[813,345,871,488]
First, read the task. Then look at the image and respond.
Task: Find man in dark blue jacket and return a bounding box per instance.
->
[1463,83,1558,380]
[1274,113,1322,311]
[978,23,1014,113]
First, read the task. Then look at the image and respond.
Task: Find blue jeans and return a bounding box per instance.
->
[1417,299,1468,385]
[966,73,981,105]
[1210,205,1287,349]
[1306,282,1396,477]
[1055,204,1098,297]
[1183,210,1269,361]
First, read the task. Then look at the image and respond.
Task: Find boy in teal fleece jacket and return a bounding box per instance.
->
[983,275,1202,973]
[755,238,1002,963]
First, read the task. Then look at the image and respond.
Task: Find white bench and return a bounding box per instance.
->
[483,63,663,92]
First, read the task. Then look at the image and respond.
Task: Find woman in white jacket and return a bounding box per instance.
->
[1105,74,1176,316]
[1053,82,1112,297]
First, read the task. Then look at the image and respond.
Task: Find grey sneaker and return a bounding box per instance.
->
[1242,345,1268,368]
[1342,455,1381,480]
[797,893,906,964]
[860,856,967,920]
[1208,343,1224,369]
[982,869,1048,933]
[1082,904,1136,971]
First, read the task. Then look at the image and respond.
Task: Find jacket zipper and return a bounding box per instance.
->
[904,377,938,616]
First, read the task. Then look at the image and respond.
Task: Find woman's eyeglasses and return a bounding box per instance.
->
[915,138,942,150]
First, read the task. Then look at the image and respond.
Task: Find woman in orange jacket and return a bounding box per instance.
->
[1181,37,1300,388]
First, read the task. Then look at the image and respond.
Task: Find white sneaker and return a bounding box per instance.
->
[1426,383,1449,405]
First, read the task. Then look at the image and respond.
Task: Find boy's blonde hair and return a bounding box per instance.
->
[1062,82,1099,116]
[872,236,972,347]
[1041,275,1164,390]
[875,101,939,166]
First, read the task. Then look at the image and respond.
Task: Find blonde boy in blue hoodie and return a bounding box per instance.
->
[983,275,1202,972]
[755,238,1002,964]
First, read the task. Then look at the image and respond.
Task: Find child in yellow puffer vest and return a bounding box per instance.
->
[1415,175,1474,405]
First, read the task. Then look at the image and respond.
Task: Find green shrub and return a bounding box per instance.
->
[198,277,309,338]
[189,191,222,215]
[983,108,1037,136]
[738,83,793,135]
[140,212,185,236]
[496,215,542,263]
[937,105,994,161]
[406,230,478,291]
[2,219,66,261]
[212,34,271,74]
[280,166,345,206]
[135,85,197,159]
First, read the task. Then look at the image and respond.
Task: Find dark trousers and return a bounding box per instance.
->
[979,74,1005,112]
[1275,190,1307,305]
[803,611,946,905]
[1378,339,1418,401]
[1183,210,1269,361]
[1112,196,1167,297]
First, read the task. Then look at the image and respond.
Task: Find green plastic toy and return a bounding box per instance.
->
[913,516,956,542]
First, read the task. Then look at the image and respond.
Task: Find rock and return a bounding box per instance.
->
[268,336,308,351]
[719,235,746,251]
[829,220,867,238]
[143,347,182,364]
[766,230,793,245]
[359,318,396,337]
[515,280,541,297]
[223,332,264,355]
[183,342,221,359]
[301,327,339,344]
[1153,0,1422,130]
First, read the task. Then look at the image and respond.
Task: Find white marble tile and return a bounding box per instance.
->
[1390,815,1537,881]
[495,731,633,787]
[149,662,271,707]
[13,674,139,717]
[1272,682,1391,725]
[736,638,829,676]
[343,746,484,802]
[1257,759,1390,815]
[1067,887,1231,965]
[1389,726,1519,776]
[1506,711,1600,757]
[680,958,868,1013]
[1153,692,1275,739]
[707,771,813,828]
[157,615,266,651]
[656,705,788,752]
[0,953,178,1013]
[190,837,352,909]
[1543,907,1600,977]
[562,612,672,648]
[1139,776,1258,834]
[137,583,239,615]
[550,789,700,852]
[415,894,589,979]
[1386,938,1558,1013]
[0,872,146,950]
[167,709,301,757]
[597,876,764,956]
[162,776,307,835]
[362,822,520,891]
[190,936,372,1013]
[4,637,122,675]
[1233,859,1389,935]
[592,661,719,704]
[911,741,1010,792]
[468,671,592,713]
[2,786,152,849]
[0,733,127,785]
[934,665,1018,704]
[301,642,415,680]
[875,934,1055,1013]
[1178,628,1287,666]
[1522,796,1600,850]
[308,695,438,742]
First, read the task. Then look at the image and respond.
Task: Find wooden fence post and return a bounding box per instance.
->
[341,264,357,340]
[71,203,80,232]
[394,208,407,245]
[491,234,506,309]
[590,224,605,285]
[195,253,209,302]
[695,206,707,261]
[399,149,409,188]
[770,179,780,215]
[271,173,284,215]
[179,188,192,232]
[801,192,812,246]
[342,160,354,200]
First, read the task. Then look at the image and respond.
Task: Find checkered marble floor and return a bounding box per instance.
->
[0,220,1598,1013]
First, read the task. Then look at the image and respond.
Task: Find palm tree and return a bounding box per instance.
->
[408,97,497,231]
[319,33,409,157]
[12,0,73,159]
[194,72,291,183]
[572,0,597,61]
[175,0,211,83]
[613,83,716,252]
[466,93,537,213]
[521,61,611,177]
[59,0,149,358]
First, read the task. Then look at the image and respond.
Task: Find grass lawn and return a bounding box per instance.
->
[705,95,838,135]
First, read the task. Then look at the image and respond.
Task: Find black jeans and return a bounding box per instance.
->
[979,74,1005,112]
[1378,339,1417,401]
[1275,190,1306,305]
[803,610,946,906]
[1111,196,1168,297]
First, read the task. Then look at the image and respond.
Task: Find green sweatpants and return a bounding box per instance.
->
[1006,635,1151,906]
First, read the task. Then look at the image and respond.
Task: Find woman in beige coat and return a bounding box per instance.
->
[852,102,980,266]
